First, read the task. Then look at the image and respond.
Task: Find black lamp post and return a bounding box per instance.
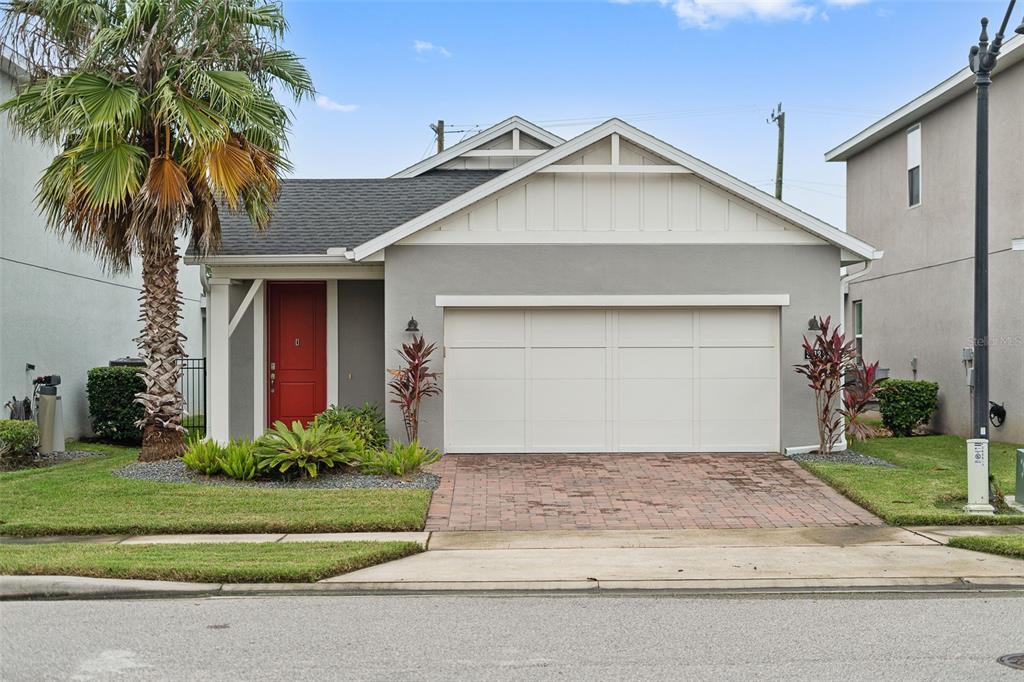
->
[967,1,1023,443]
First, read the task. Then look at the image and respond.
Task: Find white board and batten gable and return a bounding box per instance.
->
[390,116,565,177]
[358,119,881,264]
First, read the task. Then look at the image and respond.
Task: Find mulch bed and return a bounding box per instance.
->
[789,449,895,468]
[114,458,440,490]
[0,450,105,472]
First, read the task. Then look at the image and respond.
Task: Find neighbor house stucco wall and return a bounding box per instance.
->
[384,244,842,453]
[843,59,1024,442]
[0,69,205,438]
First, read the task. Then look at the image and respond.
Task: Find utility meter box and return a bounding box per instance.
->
[964,439,995,514]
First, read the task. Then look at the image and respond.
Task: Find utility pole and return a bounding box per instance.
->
[963,1,1023,514]
[767,103,785,200]
[429,120,445,154]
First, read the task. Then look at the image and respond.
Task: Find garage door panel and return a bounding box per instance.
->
[699,309,776,347]
[446,379,525,421]
[530,310,607,347]
[446,309,525,347]
[530,379,605,421]
[618,347,693,379]
[531,347,605,380]
[447,420,525,451]
[532,420,607,450]
[700,347,776,379]
[618,420,695,451]
[700,420,776,451]
[617,309,693,347]
[617,379,694,421]
[446,348,524,380]
[701,378,778,421]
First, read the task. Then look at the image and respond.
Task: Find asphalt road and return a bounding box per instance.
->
[2,593,1023,680]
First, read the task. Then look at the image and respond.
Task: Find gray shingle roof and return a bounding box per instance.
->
[209,170,504,256]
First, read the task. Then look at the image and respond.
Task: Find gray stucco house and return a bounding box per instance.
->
[193,117,880,454]
[828,35,1024,443]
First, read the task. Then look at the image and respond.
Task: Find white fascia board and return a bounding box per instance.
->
[390,116,565,178]
[435,294,791,308]
[355,118,880,262]
[184,253,351,266]
[826,35,1024,162]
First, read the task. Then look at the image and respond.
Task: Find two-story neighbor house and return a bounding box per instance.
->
[827,35,1024,443]
[1,52,205,438]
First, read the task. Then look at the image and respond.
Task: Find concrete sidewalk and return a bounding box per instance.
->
[3,526,1022,599]
[323,526,1024,591]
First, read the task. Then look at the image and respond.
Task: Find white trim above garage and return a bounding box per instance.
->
[436,294,790,308]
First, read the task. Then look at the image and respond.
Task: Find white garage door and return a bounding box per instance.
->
[443,308,780,453]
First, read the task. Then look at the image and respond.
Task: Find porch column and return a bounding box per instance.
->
[207,278,232,443]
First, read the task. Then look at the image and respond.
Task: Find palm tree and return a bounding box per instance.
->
[1,0,313,460]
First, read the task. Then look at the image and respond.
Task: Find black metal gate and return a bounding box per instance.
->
[179,357,207,437]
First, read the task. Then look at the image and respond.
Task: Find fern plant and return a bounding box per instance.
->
[255,421,355,479]
[181,439,223,476]
[315,403,388,450]
[355,440,442,478]
[218,439,258,481]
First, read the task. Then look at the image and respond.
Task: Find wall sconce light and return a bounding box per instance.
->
[405,316,420,334]
[807,317,821,332]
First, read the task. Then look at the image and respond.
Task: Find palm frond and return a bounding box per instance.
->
[73,140,147,212]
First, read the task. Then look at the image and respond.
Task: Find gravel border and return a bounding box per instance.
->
[113,458,440,490]
[0,449,105,472]
[789,449,895,468]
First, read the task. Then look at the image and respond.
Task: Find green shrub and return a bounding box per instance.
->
[86,366,144,443]
[0,419,39,464]
[255,421,356,479]
[217,439,258,481]
[181,439,224,476]
[354,440,441,478]
[315,403,388,450]
[878,379,939,437]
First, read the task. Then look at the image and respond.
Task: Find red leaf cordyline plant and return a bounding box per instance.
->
[793,316,858,455]
[840,360,882,442]
[388,336,442,442]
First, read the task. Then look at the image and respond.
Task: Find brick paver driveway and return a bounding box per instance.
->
[425,454,880,531]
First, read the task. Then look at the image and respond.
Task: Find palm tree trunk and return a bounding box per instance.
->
[137,233,186,461]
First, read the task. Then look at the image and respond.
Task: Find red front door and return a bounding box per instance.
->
[267,281,327,428]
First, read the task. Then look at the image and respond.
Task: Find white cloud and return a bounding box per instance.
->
[667,0,818,28]
[315,96,358,113]
[413,40,452,58]
[632,0,870,28]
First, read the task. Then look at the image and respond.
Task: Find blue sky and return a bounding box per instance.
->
[281,0,1007,227]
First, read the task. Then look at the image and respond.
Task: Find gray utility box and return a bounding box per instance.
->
[1017,449,1023,501]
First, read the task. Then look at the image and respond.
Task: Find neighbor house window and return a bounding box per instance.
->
[853,300,863,357]
[907,124,921,207]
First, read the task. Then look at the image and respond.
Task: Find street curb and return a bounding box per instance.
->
[4,575,1024,600]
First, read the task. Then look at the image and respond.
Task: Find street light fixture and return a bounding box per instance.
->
[963,0,1022,513]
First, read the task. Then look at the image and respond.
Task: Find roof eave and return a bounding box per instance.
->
[826,35,1024,162]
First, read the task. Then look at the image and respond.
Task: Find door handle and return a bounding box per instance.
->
[269,362,276,393]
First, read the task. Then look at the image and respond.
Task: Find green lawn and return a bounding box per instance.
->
[0,442,432,537]
[948,534,1024,560]
[0,541,421,582]
[800,435,1024,526]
